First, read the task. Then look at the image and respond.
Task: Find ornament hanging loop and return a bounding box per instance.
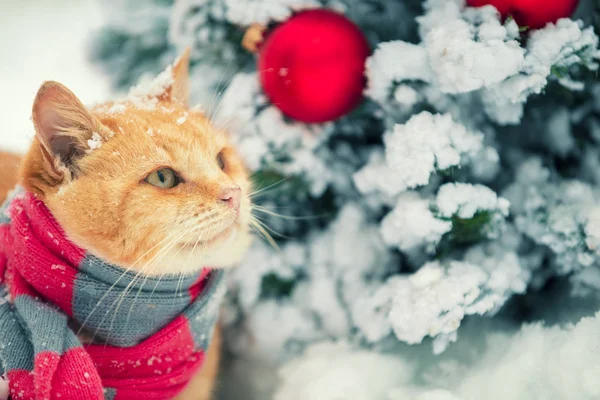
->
[242,24,266,53]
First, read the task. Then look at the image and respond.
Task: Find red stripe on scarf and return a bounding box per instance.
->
[88,316,203,399]
[6,370,34,400]
[5,194,84,314]
[32,349,104,400]
[189,268,212,301]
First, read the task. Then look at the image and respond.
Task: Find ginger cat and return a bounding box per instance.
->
[0,50,252,400]
[0,152,20,204]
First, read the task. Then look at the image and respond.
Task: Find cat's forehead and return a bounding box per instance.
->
[92,101,228,149]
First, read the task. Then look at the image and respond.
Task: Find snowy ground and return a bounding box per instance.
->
[0,0,110,153]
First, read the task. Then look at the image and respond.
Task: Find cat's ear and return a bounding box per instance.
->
[31,81,101,178]
[166,47,191,107]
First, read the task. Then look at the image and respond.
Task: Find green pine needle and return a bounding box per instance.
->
[260,273,297,299]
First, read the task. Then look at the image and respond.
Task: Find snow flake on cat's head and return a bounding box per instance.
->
[107,103,127,115]
[176,112,189,125]
[126,65,175,111]
[85,132,103,154]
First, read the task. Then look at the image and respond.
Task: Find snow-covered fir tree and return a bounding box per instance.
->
[90,0,600,398]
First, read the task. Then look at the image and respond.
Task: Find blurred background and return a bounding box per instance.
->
[0,0,110,152]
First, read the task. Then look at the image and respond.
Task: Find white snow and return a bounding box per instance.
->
[279,306,600,400]
[366,3,599,126]
[380,192,451,252]
[229,241,305,310]
[354,112,483,196]
[275,342,413,400]
[394,85,420,107]
[435,183,510,219]
[425,18,524,93]
[525,19,600,88]
[584,207,600,254]
[124,65,175,111]
[242,300,321,362]
[228,204,394,354]
[353,241,529,352]
[417,0,464,36]
[86,132,103,153]
[106,103,126,115]
[365,41,433,103]
[503,157,600,274]
[129,65,174,100]
[176,113,188,125]
[482,19,600,124]
[546,107,575,156]
[224,0,318,25]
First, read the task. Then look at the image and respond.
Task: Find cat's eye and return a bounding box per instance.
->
[145,168,180,189]
[217,151,226,171]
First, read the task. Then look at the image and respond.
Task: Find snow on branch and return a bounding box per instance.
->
[503,157,600,274]
[354,112,483,197]
[435,183,510,220]
[352,243,530,353]
[364,41,433,104]
[366,1,600,125]
[225,0,319,25]
[424,9,523,94]
[483,19,600,123]
[380,192,452,253]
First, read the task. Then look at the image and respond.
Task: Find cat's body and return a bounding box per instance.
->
[0,152,20,204]
[0,50,251,399]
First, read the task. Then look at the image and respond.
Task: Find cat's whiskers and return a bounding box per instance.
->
[248,176,291,199]
[128,223,209,337]
[120,212,227,338]
[76,230,182,338]
[173,216,218,306]
[252,214,287,240]
[116,225,199,342]
[94,227,192,344]
[249,216,278,250]
[213,115,237,132]
[208,58,239,122]
[101,224,199,345]
[171,221,206,306]
[251,204,325,221]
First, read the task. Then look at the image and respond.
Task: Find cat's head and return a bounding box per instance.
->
[20,50,252,276]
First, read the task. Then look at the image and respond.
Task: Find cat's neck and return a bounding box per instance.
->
[0,188,222,347]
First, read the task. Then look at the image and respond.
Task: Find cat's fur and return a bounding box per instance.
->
[0,152,20,204]
[0,50,251,400]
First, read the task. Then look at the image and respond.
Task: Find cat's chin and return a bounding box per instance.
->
[139,223,252,276]
[179,221,238,250]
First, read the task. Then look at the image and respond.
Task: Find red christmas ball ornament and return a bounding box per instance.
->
[466,0,579,30]
[257,9,370,124]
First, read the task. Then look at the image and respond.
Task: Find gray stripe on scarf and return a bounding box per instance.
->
[74,255,206,347]
[184,270,226,349]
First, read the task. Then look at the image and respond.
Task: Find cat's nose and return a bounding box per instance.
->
[218,186,241,212]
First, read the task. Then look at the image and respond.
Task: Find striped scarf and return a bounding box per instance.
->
[0,188,225,400]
